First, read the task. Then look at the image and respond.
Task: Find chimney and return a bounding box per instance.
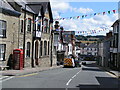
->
[106,31,112,39]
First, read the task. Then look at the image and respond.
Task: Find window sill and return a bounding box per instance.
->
[0,37,7,38]
[27,32,32,34]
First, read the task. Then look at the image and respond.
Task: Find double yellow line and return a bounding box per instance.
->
[17,73,38,77]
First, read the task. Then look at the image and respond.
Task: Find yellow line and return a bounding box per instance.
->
[106,72,116,78]
[17,73,38,77]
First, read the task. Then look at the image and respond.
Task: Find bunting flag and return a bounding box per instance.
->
[82,15,84,18]
[54,9,117,21]
[94,13,96,16]
[113,10,116,13]
[75,26,110,35]
[108,11,110,14]
[98,13,100,15]
[77,16,80,19]
[103,12,105,15]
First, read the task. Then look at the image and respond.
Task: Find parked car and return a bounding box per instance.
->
[82,61,86,65]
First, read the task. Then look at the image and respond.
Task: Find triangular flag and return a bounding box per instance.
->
[98,13,100,15]
[113,10,116,13]
[82,15,84,18]
[73,17,76,19]
[77,16,80,19]
[108,11,110,14]
[103,12,105,15]
[94,13,96,16]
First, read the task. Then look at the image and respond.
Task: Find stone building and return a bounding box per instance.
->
[8,1,35,68]
[97,32,113,67]
[0,0,56,69]
[28,2,56,67]
[0,0,21,68]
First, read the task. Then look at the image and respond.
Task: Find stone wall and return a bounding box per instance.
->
[0,13,19,68]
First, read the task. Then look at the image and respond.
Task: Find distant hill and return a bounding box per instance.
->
[75,35,105,41]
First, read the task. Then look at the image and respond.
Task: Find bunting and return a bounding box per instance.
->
[54,9,117,21]
[74,27,110,35]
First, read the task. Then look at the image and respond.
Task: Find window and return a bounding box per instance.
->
[48,41,49,55]
[44,41,47,56]
[0,44,6,61]
[68,46,69,52]
[114,34,118,48]
[40,41,43,57]
[0,20,6,37]
[26,42,31,57]
[20,20,24,32]
[43,19,48,33]
[27,18,31,32]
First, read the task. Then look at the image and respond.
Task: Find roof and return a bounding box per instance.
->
[0,0,21,17]
[80,43,86,48]
[14,0,35,14]
[87,43,97,48]
[111,19,120,27]
[22,1,53,22]
[0,0,14,11]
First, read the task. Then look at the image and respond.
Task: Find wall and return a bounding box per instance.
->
[0,13,19,68]
[19,11,34,68]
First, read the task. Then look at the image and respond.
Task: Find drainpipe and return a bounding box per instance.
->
[23,4,27,68]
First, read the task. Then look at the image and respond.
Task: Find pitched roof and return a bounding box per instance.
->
[0,0,21,17]
[87,43,97,48]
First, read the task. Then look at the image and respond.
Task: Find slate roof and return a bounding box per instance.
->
[87,43,97,48]
[0,0,21,17]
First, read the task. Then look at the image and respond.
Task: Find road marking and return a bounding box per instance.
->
[72,75,76,79]
[17,73,38,77]
[66,79,72,86]
[106,72,116,78]
[66,69,82,86]
[0,76,14,82]
[0,76,9,80]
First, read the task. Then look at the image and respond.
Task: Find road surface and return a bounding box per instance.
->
[1,63,120,90]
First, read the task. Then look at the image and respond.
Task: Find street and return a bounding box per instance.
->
[1,63,120,90]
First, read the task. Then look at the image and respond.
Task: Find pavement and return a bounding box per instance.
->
[0,65,63,76]
[97,65,120,78]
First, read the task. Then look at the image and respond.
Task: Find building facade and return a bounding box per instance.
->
[110,19,120,70]
[0,0,56,69]
[0,0,21,68]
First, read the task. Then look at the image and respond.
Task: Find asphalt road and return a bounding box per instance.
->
[1,63,120,90]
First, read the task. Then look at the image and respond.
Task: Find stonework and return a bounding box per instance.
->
[0,13,20,67]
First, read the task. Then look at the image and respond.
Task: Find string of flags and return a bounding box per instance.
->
[75,27,109,35]
[63,27,110,37]
[54,9,117,21]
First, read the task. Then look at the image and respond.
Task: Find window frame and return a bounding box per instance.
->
[44,41,47,56]
[27,18,32,32]
[0,44,6,61]
[20,20,24,33]
[0,20,7,38]
[26,42,31,58]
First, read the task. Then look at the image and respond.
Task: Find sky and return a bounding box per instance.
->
[50,0,119,36]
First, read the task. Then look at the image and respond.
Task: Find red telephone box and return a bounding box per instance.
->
[13,49,24,70]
